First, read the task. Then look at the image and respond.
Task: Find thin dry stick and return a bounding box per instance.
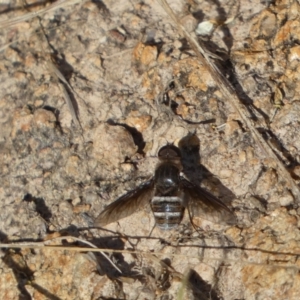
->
[46,58,92,130]
[156,0,300,202]
[1,240,300,271]
[49,62,82,128]
[29,2,93,175]
[0,0,84,30]
[33,12,83,129]
[0,236,121,273]
[177,269,189,300]
[0,41,18,52]
[50,236,122,273]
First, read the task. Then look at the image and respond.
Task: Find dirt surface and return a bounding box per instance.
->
[1,0,300,299]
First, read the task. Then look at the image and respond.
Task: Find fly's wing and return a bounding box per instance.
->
[94,179,154,227]
[180,178,236,225]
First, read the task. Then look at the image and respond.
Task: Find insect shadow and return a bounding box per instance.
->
[23,193,52,224]
[0,230,62,300]
[87,236,124,277]
[178,134,236,207]
[187,268,220,300]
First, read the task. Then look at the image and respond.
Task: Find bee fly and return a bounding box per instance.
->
[95,145,236,229]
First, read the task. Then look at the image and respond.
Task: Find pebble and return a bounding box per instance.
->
[11,108,33,138]
[72,204,91,214]
[195,20,215,36]
[33,109,56,128]
[288,45,300,61]
[132,42,158,66]
[173,58,215,92]
[224,120,240,136]
[255,169,278,195]
[125,112,152,132]
[279,192,294,206]
[65,155,80,176]
[93,123,137,167]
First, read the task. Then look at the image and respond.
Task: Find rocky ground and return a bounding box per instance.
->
[1,0,300,299]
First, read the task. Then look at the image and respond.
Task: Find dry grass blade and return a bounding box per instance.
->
[59,81,81,128]
[1,240,300,271]
[156,0,300,202]
[48,61,82,128]
[176,269,189,300]
[48,236,122,274]
[0,0,84,30]
[0,236,121,274]
[0,41,18,53]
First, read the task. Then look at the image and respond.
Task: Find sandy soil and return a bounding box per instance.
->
[1,0,300,299]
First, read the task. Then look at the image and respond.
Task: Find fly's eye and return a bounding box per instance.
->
[158,145,181,159]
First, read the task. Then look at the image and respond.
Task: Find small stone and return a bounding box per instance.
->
[38,147,56,170]
[33,84,48,98]
[292,165,300,177]
[14,71,26,81]
[251,9,277,39]
[173,58,215,91]
[279,192,294,206]
[219,169,233,178]
[157,51,172,64]
[125,112,152,132]
[5,47,22,62]
[65,155,81,179]
[84,191,98,204]
[181,15,197,33]
[129,14,142,29]
[208,97,218,112]
[93,124,137,168]
[255,169,278,195]
[241,76,257,94]
[109,28,126,43]
[58,200,73,213]
[193,263,215,283]
[239,151,246,163]
[24,53,36,68]
[120,163,135,172]
[195,20,215,36]
[133,42,157,66]
[33,109,56,128]
[28,137,40,152]
[289,46,300,61]
[72,197,81,206]
[11,108,33,138]
[0,96,11,124]
[173,40,182,49]
[225,120,240,136]
[273,20,300,48]
[34,99,44,107]
[72,204,91,214]
[176,103,190,118]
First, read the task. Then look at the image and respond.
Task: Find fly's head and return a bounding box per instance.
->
[158,144,181,162]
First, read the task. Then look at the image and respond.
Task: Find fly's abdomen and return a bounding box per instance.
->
[151,196,185,230]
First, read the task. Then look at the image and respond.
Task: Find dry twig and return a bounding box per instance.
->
[156,0,300,202]
[1,235,122,273]
[1,238,300,271]
[0,0,84,30]
[47,61,82,128]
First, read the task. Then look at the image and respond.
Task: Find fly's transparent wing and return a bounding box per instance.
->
[180,178,236,225]
[95,179,154,227]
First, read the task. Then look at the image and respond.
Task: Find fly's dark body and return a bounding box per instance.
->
[95,144,236,229]
[152,161,184,229]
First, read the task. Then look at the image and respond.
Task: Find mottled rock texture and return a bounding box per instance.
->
[1,0,300,299]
